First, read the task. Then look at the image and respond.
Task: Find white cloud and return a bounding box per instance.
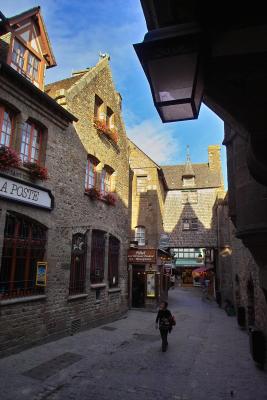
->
[127,119,180,165]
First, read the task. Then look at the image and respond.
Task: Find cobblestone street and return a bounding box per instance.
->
[0,287,266,400]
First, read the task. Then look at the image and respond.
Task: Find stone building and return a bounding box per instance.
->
[0,7,129,357]
[128,139,170,309]
[162,145,224,285]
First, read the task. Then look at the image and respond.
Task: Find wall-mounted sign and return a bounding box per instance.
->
[36,262,47,287]
[146,272,156,298]
[0,173,53,210]
[128,248,156,264]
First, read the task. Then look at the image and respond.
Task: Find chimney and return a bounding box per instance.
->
[208,145,221,172]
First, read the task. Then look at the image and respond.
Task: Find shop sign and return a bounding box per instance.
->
[0,174,53,210]
[146,272,156,298]
[36,262,47,287]
[128,248,156,264]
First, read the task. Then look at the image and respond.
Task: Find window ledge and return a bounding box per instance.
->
[108,288,121,294]
[90,283,106,289]
[0,294,46,306]
[67,293,88,301]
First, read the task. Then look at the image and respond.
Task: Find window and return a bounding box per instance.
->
[106,107,114,129]
[174,248,202,259]
[136,176,147,194]
[94,95,104,120]
[11,39,40,84]
[135,226,145,246]
[0,212,47,299]
[20,121,43,163]
[182,219,190,230]
[90,230,105,283]
[27,53,40,82]
[182,190,198,204]
[85,157,98,190]
[182,177,195,187]
[69,233,87,295]
[0,106,13,147]
[108,235,120,287]
[100,168,111,195]
[11,39,26,72]
[182,218,198,231]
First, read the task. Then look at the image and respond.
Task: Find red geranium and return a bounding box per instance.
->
[103,192,116,206]
[85,187,100,200]
[94,118,118,144]
[0,146,21,170]
[23,161,48,181]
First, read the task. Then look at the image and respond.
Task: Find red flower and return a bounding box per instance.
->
[94,118,118,144]
[0,146,21,170]
[85,187,100,200]
[103,192,116,206]
[23,161,48,181]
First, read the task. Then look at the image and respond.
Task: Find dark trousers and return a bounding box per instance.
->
[160,328,168,351]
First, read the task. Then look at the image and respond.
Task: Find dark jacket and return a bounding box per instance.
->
[156,309,172,330]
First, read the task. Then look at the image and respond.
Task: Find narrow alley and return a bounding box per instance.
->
[0,288,266,400]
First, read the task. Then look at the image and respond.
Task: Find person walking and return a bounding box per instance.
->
[155,301,173,352]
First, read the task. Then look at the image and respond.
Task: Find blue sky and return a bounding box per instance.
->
[1,0,227,187]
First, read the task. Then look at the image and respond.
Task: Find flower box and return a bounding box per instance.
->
[85,187,100,200]
[0,146,21,170]
[94,118,118,144]
[23,161,48,181]
[102,192,116,206]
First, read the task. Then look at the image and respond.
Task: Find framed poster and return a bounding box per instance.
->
[36,262,47,287]
[146,272,156,298]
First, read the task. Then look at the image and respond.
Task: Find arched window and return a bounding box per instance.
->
[135,226,146,246]
[108,235,120,287]
[69,233,87,295]
[0,212,47,299]
[0,105,14,147]
[90,230,105,283]
[20,120,43,163]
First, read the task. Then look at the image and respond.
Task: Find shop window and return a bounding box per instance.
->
[11,39,41,86]
[90,230,105,283]
[136,176,147,194]
[0,105,14,147]
[85,156,99,190]
[100,168,111,196]
[69,233,87,295]
[135,226,145,246]
[94,95,104,120]
[20,120,43,163]
[0,212,47,299]
[108,235,120,287]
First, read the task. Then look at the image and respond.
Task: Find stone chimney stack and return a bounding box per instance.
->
[208,145,221,172]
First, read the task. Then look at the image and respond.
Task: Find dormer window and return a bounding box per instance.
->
[182,177,195,187]
[11,39,40,86]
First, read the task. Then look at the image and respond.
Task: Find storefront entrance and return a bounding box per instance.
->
[132,265,145,308]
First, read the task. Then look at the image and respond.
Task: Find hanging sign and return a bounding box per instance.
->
[128,248,156,264]
[0,174,53,210]
[36,262,48,287]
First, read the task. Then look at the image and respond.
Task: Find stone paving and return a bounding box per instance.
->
[0,287,266,400]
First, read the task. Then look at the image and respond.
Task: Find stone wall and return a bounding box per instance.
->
[0,57,129,357]
[163,188,218,247]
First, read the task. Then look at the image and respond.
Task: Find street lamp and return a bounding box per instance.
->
[134,24,204,123]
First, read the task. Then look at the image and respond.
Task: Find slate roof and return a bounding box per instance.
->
[162,163,221,189]
[45,75,84,97]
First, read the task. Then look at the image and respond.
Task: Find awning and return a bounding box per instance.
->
[192,266,212,275]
